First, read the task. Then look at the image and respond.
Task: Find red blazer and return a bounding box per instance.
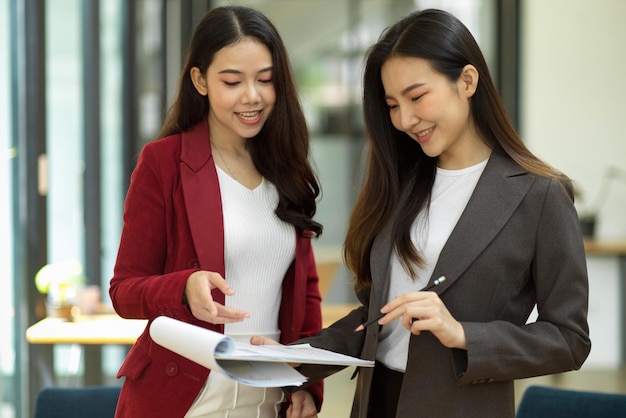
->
[110,120,323,417]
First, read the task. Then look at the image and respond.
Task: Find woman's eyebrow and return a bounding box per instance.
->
[218,66,273,75]
[384,82,425,100]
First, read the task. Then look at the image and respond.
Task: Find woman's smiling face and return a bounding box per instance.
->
[194,37,276,142]
[381,56,484,168]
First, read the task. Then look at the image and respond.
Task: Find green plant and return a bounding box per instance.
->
[35,260,86,306]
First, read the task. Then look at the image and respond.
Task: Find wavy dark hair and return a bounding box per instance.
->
[158,6,322,236]
[347,9,568,290]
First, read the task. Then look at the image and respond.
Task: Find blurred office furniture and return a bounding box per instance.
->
[33,386,121,418]
[583,240,626,367]
[516,385,626,418]
[314,245,358,327]
[26,314,146,346]
[577,166,626,239]
[26,313,146,388]
[24,249,355,385]
[314,245,342,297]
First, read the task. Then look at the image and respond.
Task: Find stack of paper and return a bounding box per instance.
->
[150,316,373,387]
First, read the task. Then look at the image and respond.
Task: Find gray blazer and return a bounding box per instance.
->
[298,151,591,418]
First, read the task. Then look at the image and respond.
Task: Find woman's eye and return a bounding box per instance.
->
[223,81,240,87]
[387,103,398,110]
[259,78,273,84]
[411,94,425,102]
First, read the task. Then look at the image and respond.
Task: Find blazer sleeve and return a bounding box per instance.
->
[457,178,591,384]
[109,141,196,322]
[287,287,370,396]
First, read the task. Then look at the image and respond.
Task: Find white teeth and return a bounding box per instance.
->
[238,111,260,120]
[417,126,434,138]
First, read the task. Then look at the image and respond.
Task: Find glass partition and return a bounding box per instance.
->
[0,0,15,415]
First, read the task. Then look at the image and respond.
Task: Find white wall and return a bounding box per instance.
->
[521,0,626,240]
[521,0,626,368]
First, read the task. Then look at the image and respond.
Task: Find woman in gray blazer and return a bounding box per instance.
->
[255,9,590,418]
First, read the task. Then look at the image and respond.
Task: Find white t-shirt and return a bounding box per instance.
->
[377,159,488,372]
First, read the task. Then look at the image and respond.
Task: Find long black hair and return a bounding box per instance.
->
[160,6,322,236]
[348,9,566,288]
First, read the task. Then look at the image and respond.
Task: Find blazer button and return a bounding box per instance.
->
[165,362,179,377]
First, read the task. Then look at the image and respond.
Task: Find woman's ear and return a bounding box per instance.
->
[190,67,208,96]
[459,64,479,98]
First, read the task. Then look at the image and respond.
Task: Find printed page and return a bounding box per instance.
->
[222,342,375,366]
[216,360,308,387]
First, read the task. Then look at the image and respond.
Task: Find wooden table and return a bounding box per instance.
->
[26,306,356,345]
[26,314,147,345]
[26,313,147,390]
[584,240,626,256]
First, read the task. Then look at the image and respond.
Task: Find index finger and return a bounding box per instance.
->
[378,292,427,325]
[206,272,234,296]
[383,290,433,312]
[377,306,404,326]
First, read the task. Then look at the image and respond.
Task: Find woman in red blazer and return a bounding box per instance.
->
[110,6,323,418]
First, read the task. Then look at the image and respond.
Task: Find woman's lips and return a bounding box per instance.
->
[414,126,435,144]
[236,110,262,124]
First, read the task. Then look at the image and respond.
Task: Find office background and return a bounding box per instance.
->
[1,0,625,417]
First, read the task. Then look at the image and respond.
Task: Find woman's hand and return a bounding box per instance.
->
[249,337,316,416]
[250,336,302,368]
[184,270,249,324]
[249,335,279,346]
[288,390,318,418]
[379,291,467,349]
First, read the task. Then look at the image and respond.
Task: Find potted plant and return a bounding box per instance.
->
[35,260,86,319]
[574,166,626,240]
[573,185,598,239]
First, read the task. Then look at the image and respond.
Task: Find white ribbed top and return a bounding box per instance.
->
[216,166,295,342]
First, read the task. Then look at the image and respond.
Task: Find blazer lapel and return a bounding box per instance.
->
[431,151,534,291]
[180,119,226,278]
[370,222,394,312]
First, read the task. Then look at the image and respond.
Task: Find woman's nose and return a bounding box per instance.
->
[242,84,261,104]
[399,107,420,130]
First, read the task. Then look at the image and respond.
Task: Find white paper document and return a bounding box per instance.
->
[150,316,374,387]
